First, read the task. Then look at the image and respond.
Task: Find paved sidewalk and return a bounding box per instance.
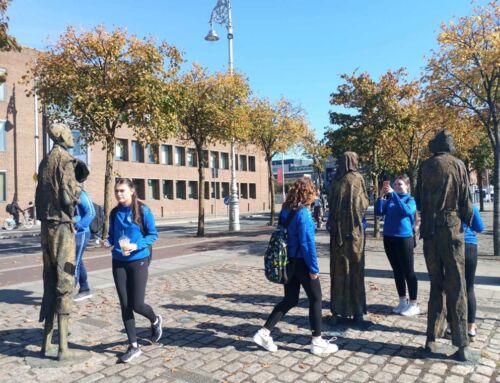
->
[0,229,499,382]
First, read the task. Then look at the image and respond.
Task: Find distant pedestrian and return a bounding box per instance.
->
[447,205,484,339]
[73,160,95,302]
[312,190,323,229]
[253,177,338,356]
[101,178,161,363]
[375,175,419,316]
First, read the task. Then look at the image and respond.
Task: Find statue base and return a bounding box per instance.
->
[25,347,92,368]
[418,343,481,365]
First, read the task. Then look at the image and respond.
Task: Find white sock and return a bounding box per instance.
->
[131,342,138,348]
[400,297,408,302]
[259,328,270,337]
[312,336,322,342]
[153,317,159,325]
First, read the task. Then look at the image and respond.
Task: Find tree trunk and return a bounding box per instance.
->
[196,145,205,237]
[477,169,484,212]
[267,156,276,226]
[408,165,417,196]
[493,143,499,256]
[372,174,380,238]
[102,136,116,240]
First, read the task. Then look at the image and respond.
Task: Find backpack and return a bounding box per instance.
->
[264,208,298,284]
[90,203,104,236]
[5,204,13,214]
[110,202,154,264]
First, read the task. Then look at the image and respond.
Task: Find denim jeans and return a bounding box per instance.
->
[75,230,91,292]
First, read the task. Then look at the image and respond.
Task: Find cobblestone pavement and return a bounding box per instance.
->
[0,226,499,382]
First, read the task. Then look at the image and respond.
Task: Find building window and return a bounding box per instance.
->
[188,181,198,199]
[221,182,230,198]
[146,144,158,164]
[202,150,209,168]
[0,120,6,151]
[250,183,257,199]
[187,148,197,167]
[175,146,185,166]
[0,68,5,101]
[234,154,238,170]
[240,183,248,199]
[210,151,219,169]
[132,179,146,200]
[204,181,210,200]
[0,171,5,201]
[161,145,173,165]
[239,155,247,171]
[176,180,186,199]
[163,180,173,200]
[147,179,160,200]
[131,141,144,162]
[115,139,128,161]
[249,156,256,172]
[210,182,221,199]
[220,152,229,170]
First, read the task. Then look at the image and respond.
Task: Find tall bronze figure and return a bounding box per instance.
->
[35,123,81,361]
[329,152,369,324]
[415,130,474,362]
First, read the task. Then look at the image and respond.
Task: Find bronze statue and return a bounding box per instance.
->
[415,130,475,362]
[328,152,369,324]
[35,123,81,361]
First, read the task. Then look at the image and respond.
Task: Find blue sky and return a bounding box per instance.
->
[8,0,481,138]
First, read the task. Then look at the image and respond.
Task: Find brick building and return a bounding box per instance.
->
[0,49,270,222]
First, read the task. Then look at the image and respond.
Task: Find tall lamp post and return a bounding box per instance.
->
[205,0,240,231]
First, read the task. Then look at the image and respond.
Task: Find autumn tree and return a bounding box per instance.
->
[174,64,250,237]
[248,98,309,226]
[425,1,499,254]
[0,0,18,52]
[25,26,182,237]
[326,69,415,237]
[301,133,330,193]
[469,130,494,212]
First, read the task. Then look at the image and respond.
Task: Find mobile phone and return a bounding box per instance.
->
[383,180,390,188]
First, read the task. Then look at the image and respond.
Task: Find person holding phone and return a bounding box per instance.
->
[102,178,161,363]
[375,175,419,316]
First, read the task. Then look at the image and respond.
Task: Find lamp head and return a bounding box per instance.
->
[205,26,220,42]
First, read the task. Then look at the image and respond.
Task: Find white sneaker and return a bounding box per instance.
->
[393,299,409,314]
[401,303,420,316]
[310,337,339,356]
[253,329,278,352]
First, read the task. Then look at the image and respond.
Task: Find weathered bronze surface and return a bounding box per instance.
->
[329,152,369,321]
[416,130,475,362]
[35,123,81,361]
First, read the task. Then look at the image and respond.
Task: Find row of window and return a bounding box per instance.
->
[132,178,257,201]
[116,139,256,171]
[0,172,5,202]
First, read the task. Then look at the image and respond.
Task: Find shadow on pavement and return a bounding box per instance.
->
[0,289,41,305]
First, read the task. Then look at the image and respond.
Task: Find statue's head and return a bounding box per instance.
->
[335,151,359,179]
[428,129,455,154]
[75,159,89,183]
[48,123,74,148]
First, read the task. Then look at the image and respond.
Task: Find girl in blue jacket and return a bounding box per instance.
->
[253,177,338,356]
[375,175,419,316]
[102,178,161,363]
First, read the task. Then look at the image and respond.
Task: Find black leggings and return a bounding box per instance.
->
[264,258,323,337]
[446,243,477,324]
[383,236,418,301]
[112,258,157,344]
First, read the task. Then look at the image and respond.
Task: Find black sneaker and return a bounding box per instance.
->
[120,345,141,363]
[151,315,163,343]
[74,290,93,302]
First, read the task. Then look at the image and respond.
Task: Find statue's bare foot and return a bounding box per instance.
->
[353,314,364,323]
[453,347,480,363]
[424,340,438,353]
[57,349,85,361]
[41,344,57,357]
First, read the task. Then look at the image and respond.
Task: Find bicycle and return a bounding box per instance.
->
[3,210,34,230]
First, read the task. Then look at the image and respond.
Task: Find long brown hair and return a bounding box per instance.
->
[283,177,316,209]
[114,178,143,227]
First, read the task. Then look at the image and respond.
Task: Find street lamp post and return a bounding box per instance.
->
[205,0,240,231]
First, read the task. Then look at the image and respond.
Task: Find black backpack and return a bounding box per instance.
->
[110,203,154,263]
